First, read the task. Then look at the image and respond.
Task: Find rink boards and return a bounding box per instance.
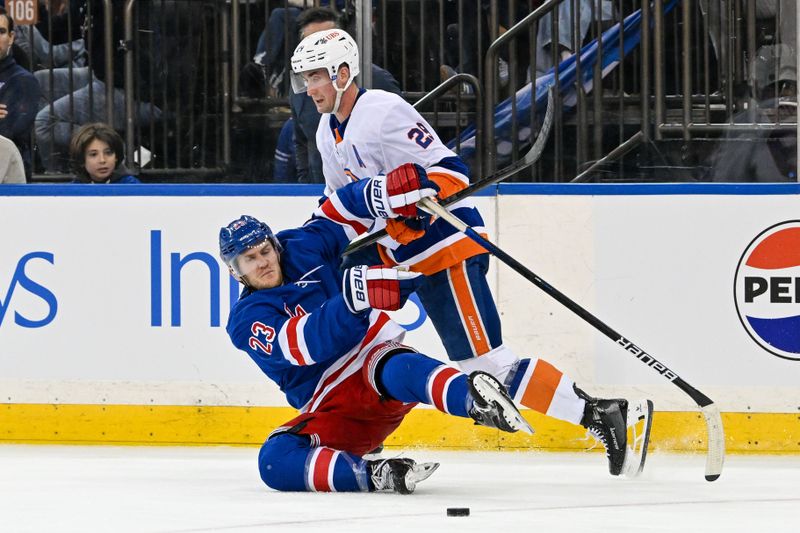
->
[1,182,799,452]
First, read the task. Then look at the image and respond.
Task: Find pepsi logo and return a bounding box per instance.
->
[734,221,800,361]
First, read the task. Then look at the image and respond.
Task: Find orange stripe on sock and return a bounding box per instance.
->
[449,262,491,356]
[520,359,562,414]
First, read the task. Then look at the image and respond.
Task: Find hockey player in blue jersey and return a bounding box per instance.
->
[221,170,535,494]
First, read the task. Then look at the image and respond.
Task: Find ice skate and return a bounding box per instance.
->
[368,458,440,494]
[575,385,653,477]
[468,371,534,435]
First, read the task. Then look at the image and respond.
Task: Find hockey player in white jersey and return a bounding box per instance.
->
[289,29,653,477]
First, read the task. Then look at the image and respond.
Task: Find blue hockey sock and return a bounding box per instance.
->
[379,351,470,417]
[258,433,370,492]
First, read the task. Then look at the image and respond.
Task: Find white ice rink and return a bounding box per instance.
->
[1,445,798,533]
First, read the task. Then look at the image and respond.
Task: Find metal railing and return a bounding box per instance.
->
[26,0,230,181]
[122,0,230,178]
[655,0,797,137]
[414,72,484,177]
[20,0,798,183]
[230,1,346,107]
[483,0,560,177]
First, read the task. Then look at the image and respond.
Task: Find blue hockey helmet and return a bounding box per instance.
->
[219,215,282,276]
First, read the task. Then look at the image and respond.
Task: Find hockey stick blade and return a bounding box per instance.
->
[701,403,725,481]
[342,89,555,256]
[418,197,726,481]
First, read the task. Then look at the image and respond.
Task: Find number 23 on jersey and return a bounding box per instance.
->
[249,321,276,354]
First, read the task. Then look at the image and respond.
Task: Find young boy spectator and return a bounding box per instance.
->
[69,122,139,183]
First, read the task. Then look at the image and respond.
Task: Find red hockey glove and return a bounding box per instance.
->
[342,266,425,313]
[366,163,440,219]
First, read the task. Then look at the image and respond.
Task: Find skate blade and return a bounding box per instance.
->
[622,399,654,477]
[505,404,535,435]
[404,462,440,493]
[412,461,440,482]
[473,374,535,435]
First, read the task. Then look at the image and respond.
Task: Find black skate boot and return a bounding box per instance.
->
[368,458,439,494]
[468,371,534,435]
[575,385,654,477]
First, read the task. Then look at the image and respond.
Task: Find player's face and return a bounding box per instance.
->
[0,16,14,59]
[237,240,283,290]
[303,68,337,113]
[84,139,118,182]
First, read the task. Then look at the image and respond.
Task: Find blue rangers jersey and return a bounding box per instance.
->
[225,181,405,412]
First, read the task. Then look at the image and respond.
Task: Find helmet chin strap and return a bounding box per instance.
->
[228,266,248,289]
[331,74,354,116]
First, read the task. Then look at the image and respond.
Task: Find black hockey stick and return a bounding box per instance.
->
[417,197,726,482]
[342,88,556,257]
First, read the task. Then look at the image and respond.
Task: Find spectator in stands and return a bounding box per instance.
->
[246,1,347,98]
[534,1,615,77]
[441,1,614,86]
[0,133,25,183]
[0,7,41,181]
[700,0,796,101]
[253,0,307,98]
[13,0,86,71]
[34,0,160,173]
[69,122,139,184]
[755,0,796,102]
[273,117,296,182]
[439,1,522,88]
[289,6,401,183]
[708,81,797,183]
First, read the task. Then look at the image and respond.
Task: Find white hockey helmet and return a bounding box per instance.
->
[290,29,360,113]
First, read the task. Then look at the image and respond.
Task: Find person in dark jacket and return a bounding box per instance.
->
[0,7,41,181]
[69,122,139,184]
[272,117,296,182]
[34,0,160,173]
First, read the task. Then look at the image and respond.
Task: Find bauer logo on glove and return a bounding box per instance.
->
[366,163,440,219]
[343,265,425,313]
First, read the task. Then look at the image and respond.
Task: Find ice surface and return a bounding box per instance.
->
[1,445,798,532]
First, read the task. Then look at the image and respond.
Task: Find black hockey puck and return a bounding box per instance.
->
[446,507,470,517]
